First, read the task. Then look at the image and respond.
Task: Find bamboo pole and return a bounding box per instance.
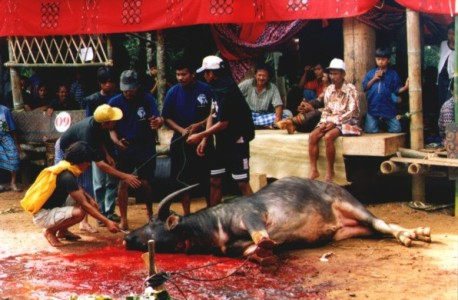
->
[406,9,425,203]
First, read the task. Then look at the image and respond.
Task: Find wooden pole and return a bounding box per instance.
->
[148,240,158,276]
[454,18,458,217]
[343,18,375,117]
[7,37,23,110]
[406,9,425,203]
[156,30,166,112]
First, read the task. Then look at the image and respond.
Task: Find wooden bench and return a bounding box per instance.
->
[250,130,406,186]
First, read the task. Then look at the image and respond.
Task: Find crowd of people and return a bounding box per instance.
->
[0,22,454,246]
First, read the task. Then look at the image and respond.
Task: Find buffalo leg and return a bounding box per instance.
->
[332,201,431,246]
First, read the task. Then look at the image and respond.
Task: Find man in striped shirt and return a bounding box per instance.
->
[238,63,289,128]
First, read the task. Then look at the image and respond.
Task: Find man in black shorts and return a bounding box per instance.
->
[187,55,255,206]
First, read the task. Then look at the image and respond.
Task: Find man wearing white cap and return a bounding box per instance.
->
[187,55,255,206]
[308,58,360,183]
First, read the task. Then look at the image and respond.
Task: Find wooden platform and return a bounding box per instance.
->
[250,130,406,185]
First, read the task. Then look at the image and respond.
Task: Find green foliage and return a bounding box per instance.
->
[424,45,439,68]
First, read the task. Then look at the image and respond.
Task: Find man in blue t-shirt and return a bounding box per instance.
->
[362,47,409,133]
[109,70,163,230]
[162,59,213,215]
[82,67,121,227]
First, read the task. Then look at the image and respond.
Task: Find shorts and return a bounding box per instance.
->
[209,138,250,182]
[117,154,156,183]
[32,197,75,228]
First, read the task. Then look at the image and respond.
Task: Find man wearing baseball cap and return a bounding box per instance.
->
[109,70,163,230]
[187,55,255,206]
[54,104,142,228]
[308,58,360,183]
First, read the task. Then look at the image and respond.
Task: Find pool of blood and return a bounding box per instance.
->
[0,245,325,299]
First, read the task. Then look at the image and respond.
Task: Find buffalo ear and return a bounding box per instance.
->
[165,214,181,231]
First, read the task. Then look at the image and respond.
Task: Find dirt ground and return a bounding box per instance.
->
[0,187,457,300]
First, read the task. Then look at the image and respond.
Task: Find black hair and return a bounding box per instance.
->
[254,63,272,77]
[375,47,392,59]
[64,141,98,164]
[174,58,196,73]
[97,67,114,83]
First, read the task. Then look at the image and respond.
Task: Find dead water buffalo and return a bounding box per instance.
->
[124,177,431,261]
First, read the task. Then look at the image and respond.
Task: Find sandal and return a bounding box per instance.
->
[57,230,81,241]
[11,184,22,192]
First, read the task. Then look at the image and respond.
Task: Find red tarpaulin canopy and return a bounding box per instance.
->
[395,0,457,15]
[0,0,381,36]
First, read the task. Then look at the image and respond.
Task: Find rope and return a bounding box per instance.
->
[144,255,254,300]
[132,133,187,180]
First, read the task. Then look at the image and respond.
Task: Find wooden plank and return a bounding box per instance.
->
[342,133,406,156]
[390,157,458,167]
[250,130,348,185]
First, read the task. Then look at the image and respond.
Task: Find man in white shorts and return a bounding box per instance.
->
[21,141,120,247]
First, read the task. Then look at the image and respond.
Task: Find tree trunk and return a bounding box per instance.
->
[156,30,166,111]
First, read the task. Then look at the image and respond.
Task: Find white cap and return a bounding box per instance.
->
[327,58,346,72]
[196,55,223,73]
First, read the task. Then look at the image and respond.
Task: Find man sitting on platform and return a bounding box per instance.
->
[238,63,290,128]
[308,58,360,183]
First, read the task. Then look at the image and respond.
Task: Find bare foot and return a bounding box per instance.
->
[120,221,129,231]
[309,170,319,180]
[79,222,98,233]
[44,230,64,247]
[325,172,335,183]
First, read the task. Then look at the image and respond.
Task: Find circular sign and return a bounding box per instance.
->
[54,111,72,132]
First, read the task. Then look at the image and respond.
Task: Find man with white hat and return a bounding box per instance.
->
[187,55,255,206]
[308,58,360,183]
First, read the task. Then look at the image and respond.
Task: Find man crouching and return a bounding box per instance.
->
[21,141,120,247]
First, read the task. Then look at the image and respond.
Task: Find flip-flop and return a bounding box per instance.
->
[57,230,82,241]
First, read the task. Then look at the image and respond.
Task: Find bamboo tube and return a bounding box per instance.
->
[398,147,428,159]
[380,161,406,174]
[408,163,430,175]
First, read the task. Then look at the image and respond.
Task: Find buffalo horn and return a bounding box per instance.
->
[157,183,200,221]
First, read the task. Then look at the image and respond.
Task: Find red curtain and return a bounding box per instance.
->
[0,0,379,37]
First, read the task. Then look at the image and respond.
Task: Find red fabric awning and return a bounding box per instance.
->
[395,0,457,15]
[0,0,380,37]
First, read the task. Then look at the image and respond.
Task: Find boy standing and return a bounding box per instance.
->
[362,47,409,133]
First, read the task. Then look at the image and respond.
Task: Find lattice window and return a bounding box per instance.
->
[5,35,112,67]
